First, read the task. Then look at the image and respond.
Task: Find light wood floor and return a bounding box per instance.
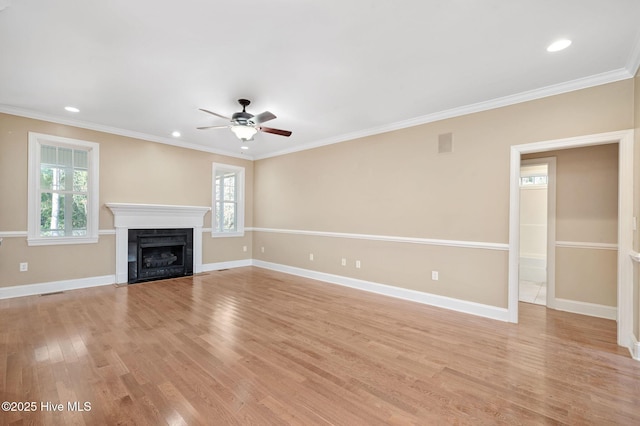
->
[2,267,639,425]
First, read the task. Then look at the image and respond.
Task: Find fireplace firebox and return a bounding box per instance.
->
[128,228,193,283]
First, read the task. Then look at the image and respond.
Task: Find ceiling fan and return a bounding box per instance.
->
[197,99,292,142]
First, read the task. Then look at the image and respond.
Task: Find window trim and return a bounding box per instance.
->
[27,132,100,246]
[212,162,245,238]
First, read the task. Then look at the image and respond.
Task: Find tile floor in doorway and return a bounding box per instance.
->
[519,280,547,305]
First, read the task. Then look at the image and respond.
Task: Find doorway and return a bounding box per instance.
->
[518,160,552,306]
[508,130,634,350]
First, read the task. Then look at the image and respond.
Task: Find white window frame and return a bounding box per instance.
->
[27,132,100,246]
[212,163,245,238]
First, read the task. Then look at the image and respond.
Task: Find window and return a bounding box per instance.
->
[212,163,245,237]
[520,175,548,186]
[28,133,99,245]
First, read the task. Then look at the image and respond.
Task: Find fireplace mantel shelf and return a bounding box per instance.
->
[106,203,210,283]
[106,203,210,228]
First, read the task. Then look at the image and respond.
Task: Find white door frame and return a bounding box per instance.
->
[520,157,557,308]
[508,130,634,350]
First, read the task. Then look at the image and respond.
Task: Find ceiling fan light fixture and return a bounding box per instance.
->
[231,125,258,141]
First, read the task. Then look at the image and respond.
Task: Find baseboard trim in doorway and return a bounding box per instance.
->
[553,298,617,320]
[629,334,640,360]
[253,260,510,322]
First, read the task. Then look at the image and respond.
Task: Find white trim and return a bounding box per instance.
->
[553,298,617,321]
[0,105,251,160]
[625,27,640,77]
[629,334,640,361]
[106,203,210,284]
[99,229,116,236]
[201,259,252,272]
[253,260,510,322]
[556,241,619,251]
[0,275,115,300]
[252,227,508,251]
[508,130,634,350]
[629,251,640,263]
[0,231,28,238]
[255,69,632,160]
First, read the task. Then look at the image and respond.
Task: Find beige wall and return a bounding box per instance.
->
[254,80,634,308]
[0,113,253,287]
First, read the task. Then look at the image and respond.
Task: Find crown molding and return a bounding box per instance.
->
[254,68,633,160]
[626,28,640,77]
[0,105,253,160]
[2,64,635,163]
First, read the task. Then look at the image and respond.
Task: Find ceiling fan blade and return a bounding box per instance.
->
[260,126,292,137]
[252,111,276,124]
[196,125,230,130]
[199,108,231,121]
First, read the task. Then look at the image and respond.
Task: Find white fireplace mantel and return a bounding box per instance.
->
[106,203,211,284]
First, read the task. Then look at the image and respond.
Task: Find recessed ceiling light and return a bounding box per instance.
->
[547,39,572,52]
[240,145,249,150]
[171,131,181,137]
[64,106,80,113]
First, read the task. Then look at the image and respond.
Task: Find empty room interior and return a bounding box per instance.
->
[2,1,640,424]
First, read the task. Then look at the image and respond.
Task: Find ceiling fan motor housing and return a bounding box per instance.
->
[232,111,254,125]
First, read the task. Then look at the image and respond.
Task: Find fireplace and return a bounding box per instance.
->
[106,203,210,285]
[128,228,193,283]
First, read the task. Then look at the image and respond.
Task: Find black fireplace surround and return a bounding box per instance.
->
[128,228,193,284]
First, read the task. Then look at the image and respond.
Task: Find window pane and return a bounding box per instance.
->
[224,184,235,201]
[215,201,223,232]
[40,193,65,236]
[73,169,88,192]
[74,150,88,169]
[72,194,87,232]
[40,166,53,190]
[223,202,236,231]
[41,166,69,190]
[41,145,57,165]
[58,148,72,167]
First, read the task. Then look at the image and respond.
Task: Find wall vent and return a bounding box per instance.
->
[438,132,453,153]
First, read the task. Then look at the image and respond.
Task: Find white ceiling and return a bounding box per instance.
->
[1,1,639,160]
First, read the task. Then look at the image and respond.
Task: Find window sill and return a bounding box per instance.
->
[211,231,245,238]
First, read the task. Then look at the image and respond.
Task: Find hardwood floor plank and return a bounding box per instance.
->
[2,266,640,425]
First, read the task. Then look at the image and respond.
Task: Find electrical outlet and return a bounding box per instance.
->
[355,260,361,269]
[341,258,346,266]
[309,253,314,261]
[261,246,265,253]
[243,246,247,252]
[431,271,439,281]
[20,262,28,272]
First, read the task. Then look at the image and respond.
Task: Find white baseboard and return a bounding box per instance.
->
[253,260,510,322]
[553,298,617,320]
[519,256,546,282]
[0,275,116,300]
[629,334,640,360]
[201,259,252,272]
[0,260,254,300]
